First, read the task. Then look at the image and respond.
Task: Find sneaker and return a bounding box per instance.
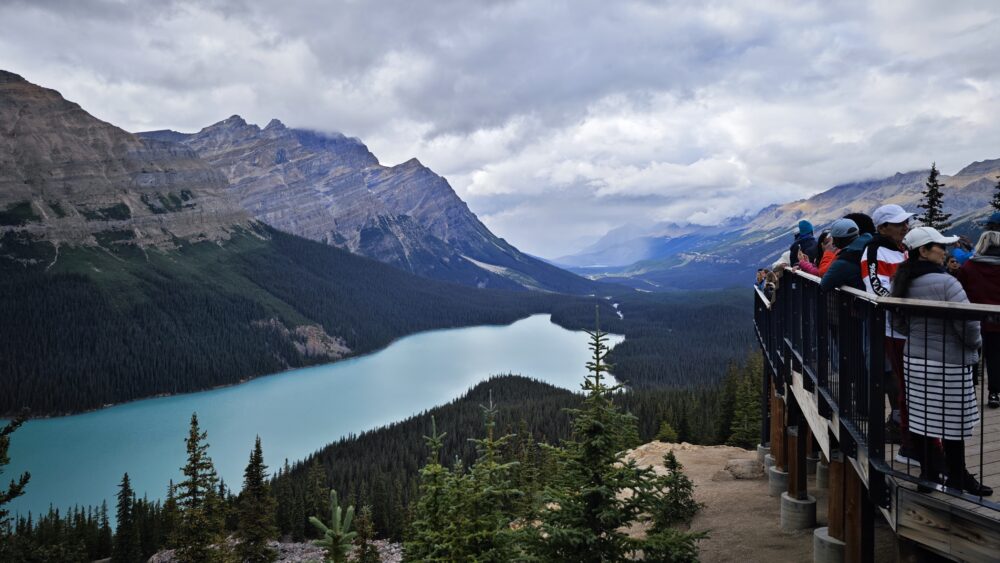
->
[894,446,921,466]
[946,472,994,497]
[988,393,999,409]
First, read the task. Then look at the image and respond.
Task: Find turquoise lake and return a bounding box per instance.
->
[5,314,623,518]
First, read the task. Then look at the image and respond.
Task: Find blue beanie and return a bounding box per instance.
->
[797,220,814,236]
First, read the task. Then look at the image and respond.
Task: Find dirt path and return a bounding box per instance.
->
[626,441,898,563]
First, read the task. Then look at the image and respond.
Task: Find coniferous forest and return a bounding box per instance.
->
[0,224,751,416]
[1,221,758,562]
[1,349,764,561]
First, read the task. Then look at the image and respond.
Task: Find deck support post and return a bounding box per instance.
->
[813,450,845,563]
[782,400,816,530]
[844,458,874,563]
[768,391,789,497]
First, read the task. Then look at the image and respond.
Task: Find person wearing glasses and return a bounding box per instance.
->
[891,226,991,496]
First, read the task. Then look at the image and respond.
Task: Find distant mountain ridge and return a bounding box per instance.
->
[562,160,1000,290]
[140,118,598,293]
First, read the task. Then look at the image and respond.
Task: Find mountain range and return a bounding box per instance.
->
[0,70,610,415]
[557,161,1000,290]
[139,117,596,293]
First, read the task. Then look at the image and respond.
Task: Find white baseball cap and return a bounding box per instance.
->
[903,226,959,249]
[872,204,914,227]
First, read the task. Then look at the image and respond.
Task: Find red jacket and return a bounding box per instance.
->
[957,257,1000,332]
[818,248,838,276]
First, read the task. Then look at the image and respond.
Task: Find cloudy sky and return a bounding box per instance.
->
[2,1,1000,257]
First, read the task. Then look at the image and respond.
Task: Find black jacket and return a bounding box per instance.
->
[790,234,818,267]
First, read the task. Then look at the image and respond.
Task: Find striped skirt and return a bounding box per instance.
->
[904,356,980,440]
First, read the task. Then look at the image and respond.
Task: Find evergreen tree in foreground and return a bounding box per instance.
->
[533,312,660,562]
[917,162,952,231]
[175,413,225,563]
[237,436,278,563]
[112,473,141,563]
[310,490,357,563]
[450,394,525,560]
[0,411,31,528]
[404,417,453,561]
[353,505,381,563]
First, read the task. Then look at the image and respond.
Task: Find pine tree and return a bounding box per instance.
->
[449,394,524,561]
[726,354,764,449]
[111,473,141,563]
[655,421,679,443]
[403,417,452,562]
[532,311,660,561]
[310,490,356,563]
[97,501,112,559]
[353,505,380,563]
[175,413,224,563]
[992,175,1000,212]
[161,480,179,548]
[304,458,329,538]
[917,162,952,231]
[651,451,703,530]
[237,436,278,563]
[0,411,31,528]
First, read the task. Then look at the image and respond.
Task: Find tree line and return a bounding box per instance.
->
[3,325,744,562]
[1,343,765,561]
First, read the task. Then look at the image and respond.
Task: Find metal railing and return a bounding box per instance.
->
[755,269,1000,512]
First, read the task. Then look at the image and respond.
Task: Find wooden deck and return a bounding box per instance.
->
[885,389,1000,518]
[885,390,1000,561]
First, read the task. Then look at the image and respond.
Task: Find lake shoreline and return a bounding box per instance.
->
[3,314,623,421]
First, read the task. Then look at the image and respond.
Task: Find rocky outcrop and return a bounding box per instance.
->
[140,117,598,293]
[0,70,248,247]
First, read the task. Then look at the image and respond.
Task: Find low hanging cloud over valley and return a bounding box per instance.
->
[2,0,999,257]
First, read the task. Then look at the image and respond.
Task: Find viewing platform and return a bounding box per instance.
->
[754,270,1000,562]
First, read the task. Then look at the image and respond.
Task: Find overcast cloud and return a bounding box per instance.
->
[2,0,1000,257]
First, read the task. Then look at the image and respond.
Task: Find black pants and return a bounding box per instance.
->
[984,332,1000,394]
[911,433,966,482]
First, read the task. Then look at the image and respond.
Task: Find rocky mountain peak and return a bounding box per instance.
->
[0,71,247,251]
[140,116,596,292]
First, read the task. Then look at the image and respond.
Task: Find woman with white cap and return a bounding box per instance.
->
[891,226,991,496]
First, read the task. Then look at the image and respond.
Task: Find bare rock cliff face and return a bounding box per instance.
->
[0,71,247,247]
[142,117,595,292]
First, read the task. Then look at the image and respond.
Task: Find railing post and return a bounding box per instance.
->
[867,304,888,508]
[838,296,853,421]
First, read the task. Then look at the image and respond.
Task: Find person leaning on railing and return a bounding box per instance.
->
[956,230,1000,409]
[819,218,871,292]
[891,226,992,496]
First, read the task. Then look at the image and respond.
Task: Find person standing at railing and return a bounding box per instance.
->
[789,220,819,268]
[946,252,962,277]
[819,218,872,292]
[957,231,1000,409]
[863,204,915,456]
[891,226,992,496]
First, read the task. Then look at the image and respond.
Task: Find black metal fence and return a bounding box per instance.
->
[755,269,1000,511]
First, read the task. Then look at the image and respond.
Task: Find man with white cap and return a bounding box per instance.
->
[862,204,915,460]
